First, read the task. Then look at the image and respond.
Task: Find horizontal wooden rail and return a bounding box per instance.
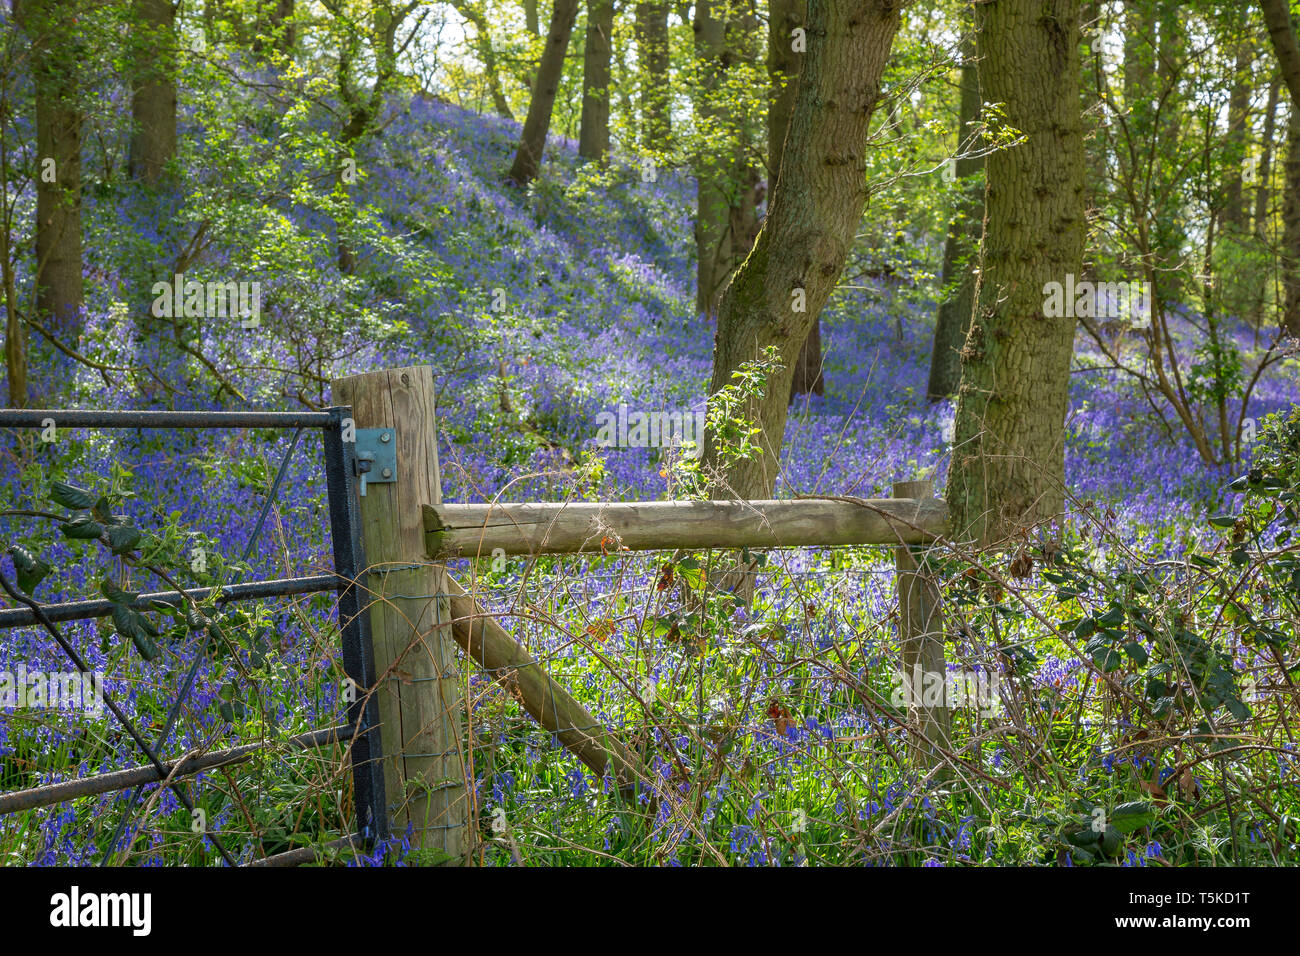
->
[424,496,949,557]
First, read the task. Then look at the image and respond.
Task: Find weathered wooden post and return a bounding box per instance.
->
[332,366,468,862]
[893,479,952,771]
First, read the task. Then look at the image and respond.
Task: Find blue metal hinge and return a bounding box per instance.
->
[355,428,397,496]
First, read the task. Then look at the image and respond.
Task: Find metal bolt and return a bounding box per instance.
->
[382,468,393,478]
[380,432,391,442]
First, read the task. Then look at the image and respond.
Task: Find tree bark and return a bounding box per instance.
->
[252,0,295,56]
[946,0,1086,545]
[771,0,824,399]
[693,1,761,317]
[128,0,177,185]
[579,0,614,161]
[693,1,728,314]
[1259,0,1300,337]
[508,0,580,187]
[453,1,514,119]
[23,0,83,334]
[701,0,902,499]
[524,0,540,35]
[635,1,670,146]
[926,34,983,402]
[1254,77,1280,238]
[1222,38,1253,232]
[1262,0,1300,108]
[1283,111,1300,337]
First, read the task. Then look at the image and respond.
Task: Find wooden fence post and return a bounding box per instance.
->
[333,366,468,862]
[893,479,952,771]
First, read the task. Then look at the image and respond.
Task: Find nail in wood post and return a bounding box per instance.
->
[333,366,467,862]
[892,479,952,771]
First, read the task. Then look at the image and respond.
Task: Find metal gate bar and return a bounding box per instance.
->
[0,403,387,857]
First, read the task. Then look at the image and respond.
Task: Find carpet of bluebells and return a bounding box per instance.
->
[2,92,1298,866]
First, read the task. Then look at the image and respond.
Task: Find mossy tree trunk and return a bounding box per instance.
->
[926,33,983,403]
[579,0,614,160]
[701,0,902,499]
[635,1,671,146]
[23,0,84,335]
[946,0,1086,545]
[128,0,177,186]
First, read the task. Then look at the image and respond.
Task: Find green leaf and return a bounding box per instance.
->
[1208,514,1237,529]
[59,515,103,540]
[100,577,138,605]
[1110,801,1156,833]
[49,481,96,510]
[110,602,158,662]
[8,545,51,594]
[105,524,142,555]
[1092,646,1123,672]
[1098,605,1126,627]
[1123,641,1149,666]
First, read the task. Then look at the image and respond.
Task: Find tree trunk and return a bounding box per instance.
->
[771,0,823,399]
[693,0,728,314]
[788,317,823,396]
[1283,111,1300,338]
[767,0,803,181]
[701,0,902,500]
[508,0,580,187]
[25,0,84,334]
[946,0,1086,545]
[579,0,614,161]
[926,34,982,403]
[1260,0,1300,337]
[524,0,540,35]
[128,0,177,185]
[1221,39,1253,232]
[1262,0,1300,108]
[1254,77,1281,238]
[454,2,514,120]
[252,0,295,56]
[635,1,670,146]
[693,1,761,317]
[1,139,25,406]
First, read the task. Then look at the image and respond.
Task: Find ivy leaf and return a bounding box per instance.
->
[8,545,51,594]
[49,481,96,510]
